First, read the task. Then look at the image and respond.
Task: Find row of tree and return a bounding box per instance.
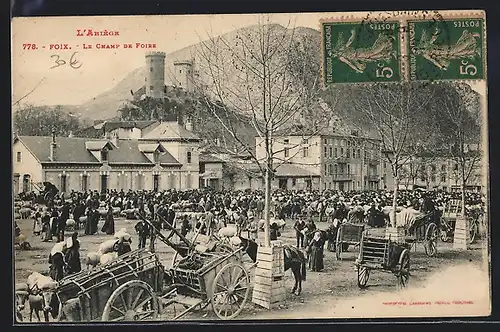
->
[13,105,84,137]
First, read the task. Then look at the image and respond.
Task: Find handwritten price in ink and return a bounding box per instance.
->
[50,52,83,69]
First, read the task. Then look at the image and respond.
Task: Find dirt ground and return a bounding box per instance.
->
[14,217,489,321]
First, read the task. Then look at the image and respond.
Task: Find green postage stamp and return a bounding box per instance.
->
[321,11,486,84]
[322,21,401,84]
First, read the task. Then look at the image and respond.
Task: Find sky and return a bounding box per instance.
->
[11,10,487,107]
[11,13,325,106]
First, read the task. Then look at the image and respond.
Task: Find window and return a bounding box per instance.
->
[334,164,338,174]
[187,151,192,164]
[431,165,436,172]
[302,146,309,157]
[292,178,297,186]
[81,174,89,191]
[179,70,182,73]
[341,147,344,156]
[324,165,328,176]
[347,164,351,174]
[101,149,108,162]
[329,147,333,158]
[324,146,327,157]
[16,151,21,162]
[334,148,338,158]
[347,140,351,146]
[284,148,289,158]
[284,139,289,145]
[324,139,328,145]
[329,164,333,175]
[357,149,361,158]
[60,174,67,192]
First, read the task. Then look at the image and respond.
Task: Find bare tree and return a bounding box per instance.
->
[431,82,482,214]
[195,16,339,246]
[346,82,438,226]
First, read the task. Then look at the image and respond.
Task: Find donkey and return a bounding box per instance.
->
[234,237,307,296]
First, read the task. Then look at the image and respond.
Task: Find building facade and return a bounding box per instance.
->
[399,155,483,192]
[255,133,394,191]
[13,133,185,195]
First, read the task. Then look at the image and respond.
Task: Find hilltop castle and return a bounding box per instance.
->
[133,51,201,101]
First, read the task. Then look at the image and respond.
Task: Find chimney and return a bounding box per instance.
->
[50,130,57,161]
[112,131,119,147]
[185,118,193,131]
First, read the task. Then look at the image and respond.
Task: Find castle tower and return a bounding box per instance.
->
[145,52,166,99]
[173,60,194,93]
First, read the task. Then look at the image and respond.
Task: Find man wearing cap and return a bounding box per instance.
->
[294,217,306,248]
[247,214,258,241]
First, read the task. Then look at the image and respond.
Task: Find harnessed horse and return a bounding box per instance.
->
[235,237,307,295]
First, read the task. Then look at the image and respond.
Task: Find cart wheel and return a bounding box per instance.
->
[397,250,410,289]
[440,230,449,242]
[102,280,159,322]
[357,265,370,289]
[424,223,438,257]
[335,229,342,260]
[211,263,250,320]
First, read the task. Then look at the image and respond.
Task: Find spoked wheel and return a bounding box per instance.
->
[396,249,410,289]
[357,265,370,289]
[211,263,250,320]
[424,223,438,257]
[102,280,159,321]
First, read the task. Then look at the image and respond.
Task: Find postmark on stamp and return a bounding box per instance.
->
[407,17,485,81]
[322,20,401,84]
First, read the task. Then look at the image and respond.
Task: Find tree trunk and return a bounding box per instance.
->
[263,164,272,247]
[391,176,399,227]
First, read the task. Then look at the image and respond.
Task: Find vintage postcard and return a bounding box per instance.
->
[11,10,489,322]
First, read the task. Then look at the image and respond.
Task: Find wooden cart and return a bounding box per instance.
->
[354,232,410,289]
[56,248,164,322]
[405,213,439,257]
[334,222,365,260]
[162,248,251,320]
[138,213,252,320]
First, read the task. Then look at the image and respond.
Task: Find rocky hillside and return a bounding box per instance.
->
[77,24,323,121]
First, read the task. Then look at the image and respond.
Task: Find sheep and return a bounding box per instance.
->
[85,252,101,269]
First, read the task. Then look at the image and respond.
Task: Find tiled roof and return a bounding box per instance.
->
[199,153,224,164]
[85,140,114,151]
[104,120,158,131]
[141,121,200,141]
[138,143,166,153]
[16,136,181,166]
[275,163,319,177]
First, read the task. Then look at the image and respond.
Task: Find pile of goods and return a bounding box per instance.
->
[26,271,58,293]
[86,229,132,268]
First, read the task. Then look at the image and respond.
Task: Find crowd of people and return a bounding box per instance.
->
[18,187,485,279]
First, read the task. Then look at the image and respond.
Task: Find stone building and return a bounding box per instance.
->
[255,132,394,191]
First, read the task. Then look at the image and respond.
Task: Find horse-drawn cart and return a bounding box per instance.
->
[404,212,439,257]
[335,222,365,260]
[354,232,410,289]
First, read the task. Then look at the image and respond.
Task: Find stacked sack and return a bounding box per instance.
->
[218,224,238,238]
[87,229,133,267]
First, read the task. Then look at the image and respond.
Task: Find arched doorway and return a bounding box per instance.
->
[22,174,31,192]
